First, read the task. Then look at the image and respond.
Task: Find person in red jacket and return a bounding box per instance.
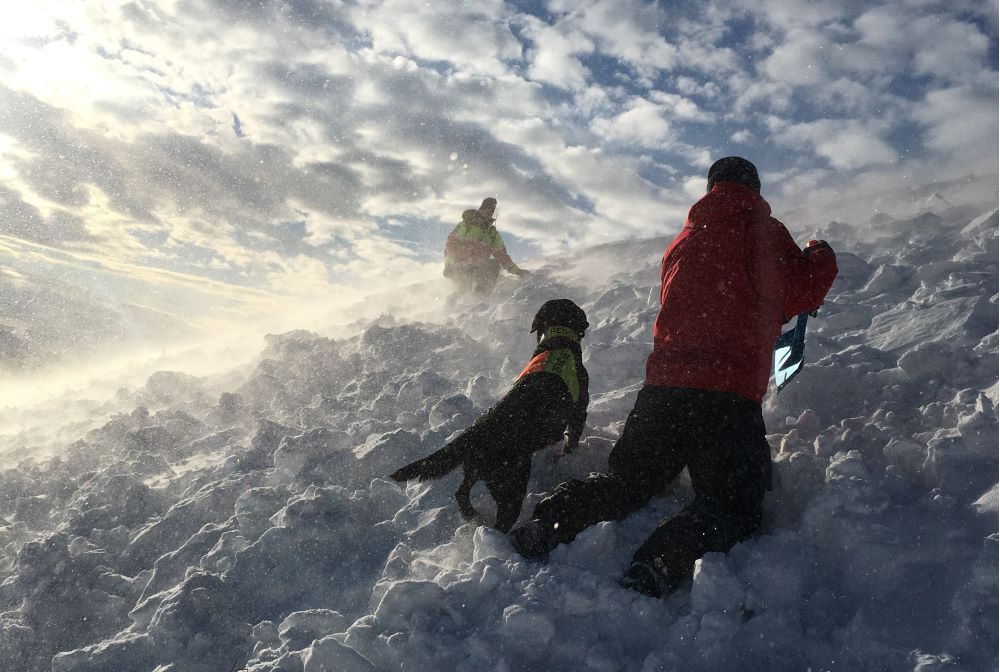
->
[509,157,838,597]
[444,197,526,295]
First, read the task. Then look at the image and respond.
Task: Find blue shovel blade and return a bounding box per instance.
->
[774,344,802,388]
[773,313,809,390]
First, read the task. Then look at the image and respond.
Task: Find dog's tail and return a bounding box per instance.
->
[390,442,464,482]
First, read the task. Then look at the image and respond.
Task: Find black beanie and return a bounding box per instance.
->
[707,156,760,193]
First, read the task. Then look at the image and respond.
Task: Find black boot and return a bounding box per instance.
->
[508,519,559,559]
[619,559,685,598]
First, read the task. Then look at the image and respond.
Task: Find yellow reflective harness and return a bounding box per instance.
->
[515,327,581,402]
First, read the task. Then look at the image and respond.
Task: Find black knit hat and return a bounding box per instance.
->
[707,156,760,193]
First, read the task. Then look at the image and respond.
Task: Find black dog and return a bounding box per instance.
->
[390,300,589,532]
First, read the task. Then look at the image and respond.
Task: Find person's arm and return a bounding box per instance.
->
[489,227,527,275]
[443,228,459,277]
[749,217,838,321]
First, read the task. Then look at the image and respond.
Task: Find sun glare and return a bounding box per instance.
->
[0,5,54,40]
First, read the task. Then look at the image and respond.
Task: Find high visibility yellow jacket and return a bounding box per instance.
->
[444,210,521,276]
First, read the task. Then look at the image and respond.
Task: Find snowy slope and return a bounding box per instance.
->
[0,271,200,374]
[0,185,996,672]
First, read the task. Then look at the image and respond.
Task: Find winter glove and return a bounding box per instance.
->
[804,239,831,255]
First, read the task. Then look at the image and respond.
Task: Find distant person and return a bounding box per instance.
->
[444,197,526,295]
[509,157,838,597]
[391,299,589,532]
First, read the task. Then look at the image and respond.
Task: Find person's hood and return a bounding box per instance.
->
[684,182,772,232]
[462,209,486,226]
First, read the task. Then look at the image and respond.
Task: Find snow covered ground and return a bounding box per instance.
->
[0,179,996,672]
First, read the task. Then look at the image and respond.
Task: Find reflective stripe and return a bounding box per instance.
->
[454,223,503,249]
[515,348,580,402]
[541,326,579,343]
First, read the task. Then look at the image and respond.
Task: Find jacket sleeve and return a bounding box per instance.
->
[748,216,838,322]
[566,361,589,443]
[489,228,522,273]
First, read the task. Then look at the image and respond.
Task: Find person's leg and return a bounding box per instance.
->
[450,267,477,295]
[623,393,771,596]
[510,386,687,557]
[473,260,501,295]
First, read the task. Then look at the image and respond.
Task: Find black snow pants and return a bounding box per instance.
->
[531,385,772,585]
[451,258,501,295]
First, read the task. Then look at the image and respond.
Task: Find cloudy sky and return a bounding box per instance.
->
[0,0,997,357]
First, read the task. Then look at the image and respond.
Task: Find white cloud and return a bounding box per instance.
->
[572,85,616,117]
[549,0,679,75]
[731,129,754,143]
[855,8,993,84]
[732,77,795,114]
[854,6,907,47]
[682,174,707,200]
[910,17,993,83]
[535,145,687,240]
[750,0,856,31]
[591,98,673,146]
[649,91,713,121]
[518,16,593,89]
[776,118,897,170]
[760,28,838,86]
[914,85,999,165]
[675,76,722,98]
[357,0,523,77]
[589,92,710,149]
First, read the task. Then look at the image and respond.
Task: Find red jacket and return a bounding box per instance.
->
[645,182,838,403]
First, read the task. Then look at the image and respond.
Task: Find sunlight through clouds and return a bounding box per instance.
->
[0,0,995,370]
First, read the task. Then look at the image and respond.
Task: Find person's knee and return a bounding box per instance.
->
[692,495,763,547]
[607,460,664,505]
[531,478,582,522]
[533,473,644,527]
[732,501,763,539]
